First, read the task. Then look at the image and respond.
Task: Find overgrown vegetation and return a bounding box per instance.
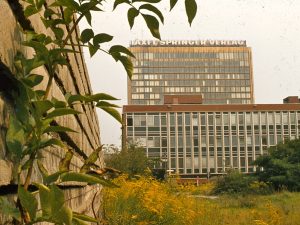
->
[0,0,198,224]
[213,170,272,195]
[105,143,156,177]
[103,175,198,225]
[103,176,300,225]
[254,138,300,191]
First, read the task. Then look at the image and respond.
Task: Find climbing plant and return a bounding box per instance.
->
[0,0,197,224]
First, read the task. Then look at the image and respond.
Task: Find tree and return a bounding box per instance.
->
[105,143,151,177]
[254,139,300,191]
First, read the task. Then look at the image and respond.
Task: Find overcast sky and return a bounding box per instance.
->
[80,0,300,146]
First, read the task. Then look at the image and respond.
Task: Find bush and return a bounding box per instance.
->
[213,170,272,195]
[254,139,300,191]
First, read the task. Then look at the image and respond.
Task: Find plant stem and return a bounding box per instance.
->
[24,153,35,190]
[43,73,54,100]
[17,198,31,223]
[62,13,84,48]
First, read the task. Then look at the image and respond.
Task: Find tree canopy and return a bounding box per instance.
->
[254,139,300,191]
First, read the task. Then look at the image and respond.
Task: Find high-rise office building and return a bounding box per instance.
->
[128,40,254,105]
[124,40,300,176]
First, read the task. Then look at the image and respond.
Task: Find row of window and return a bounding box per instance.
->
[131,79,251,87]
[131,73,250,80]
[131,93,251,100]
[127,112,299,127]
[133,60,250,67]
[132,86,251,93]
[133,67,250,74]
[133,52,249,60]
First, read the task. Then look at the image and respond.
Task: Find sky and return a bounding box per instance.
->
[80,0,300,146]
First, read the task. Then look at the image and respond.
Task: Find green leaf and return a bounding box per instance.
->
[32,100,54,115]
[67,94,92,105]
[142,14,161,39]
[97,106,122,124]
[185,0,197,26]
[52,99,67,108]
[118,55,134,79]
[43,125,77,133]
[88,43,98,57]
[22,74,44,87]
[170,0,178,11]
[23,58,46,75]
[54,206,72,225]
[34,183,51,217]
[93,33,113,46]
[44,8,57,17]
[139,4,164,23]
[50,0,79,10]
[18,186,38,220]
[127,7,139,29]
[89,93,119,101]
[73,213,98,222]
[59,150,74,172]
[113,0,130,10]
[109,45,135,58]
[6,116,25,159]
[80,146,103,173]
[49,185,72,225]
[24,5,38,17]
[96,101,120,108]
[23,40,48,55]
[46,108,81,118]
[63,8,74,23]
[36,0,46,9]
[60,172,118,187]
[0,197,21,220]
[44,171,65,184]
[41,118,53,133]
[72,218,89,225]
[35,90,46,98]
[133,0,161,3]
[52,27,65,40]
[79,2,102,12]
[81,29,94,43]
[49,184,64,209]
[40,138,65,149]
[85,11,92,26]
[37,160,49,178]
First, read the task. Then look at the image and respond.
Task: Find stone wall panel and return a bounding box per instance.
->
[0,0,103,223]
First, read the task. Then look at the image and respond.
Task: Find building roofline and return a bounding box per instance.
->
[129,40,247,47]
[123,104,300,113]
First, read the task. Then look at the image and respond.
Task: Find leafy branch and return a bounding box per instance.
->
[0,0,197,224]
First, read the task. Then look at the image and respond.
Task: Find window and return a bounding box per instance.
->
[127,118,133,126]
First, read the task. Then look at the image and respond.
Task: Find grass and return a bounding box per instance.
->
[193,192,300,225]
[102,176,300,225]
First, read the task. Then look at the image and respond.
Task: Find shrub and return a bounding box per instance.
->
[213,170,272,195]
[254,139,300,191]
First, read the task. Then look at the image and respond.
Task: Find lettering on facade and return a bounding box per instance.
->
[130,40,247,47]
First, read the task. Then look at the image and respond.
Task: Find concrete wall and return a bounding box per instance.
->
[0,0,103,223]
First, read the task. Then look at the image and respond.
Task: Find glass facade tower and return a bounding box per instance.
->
[128,40,254,105]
